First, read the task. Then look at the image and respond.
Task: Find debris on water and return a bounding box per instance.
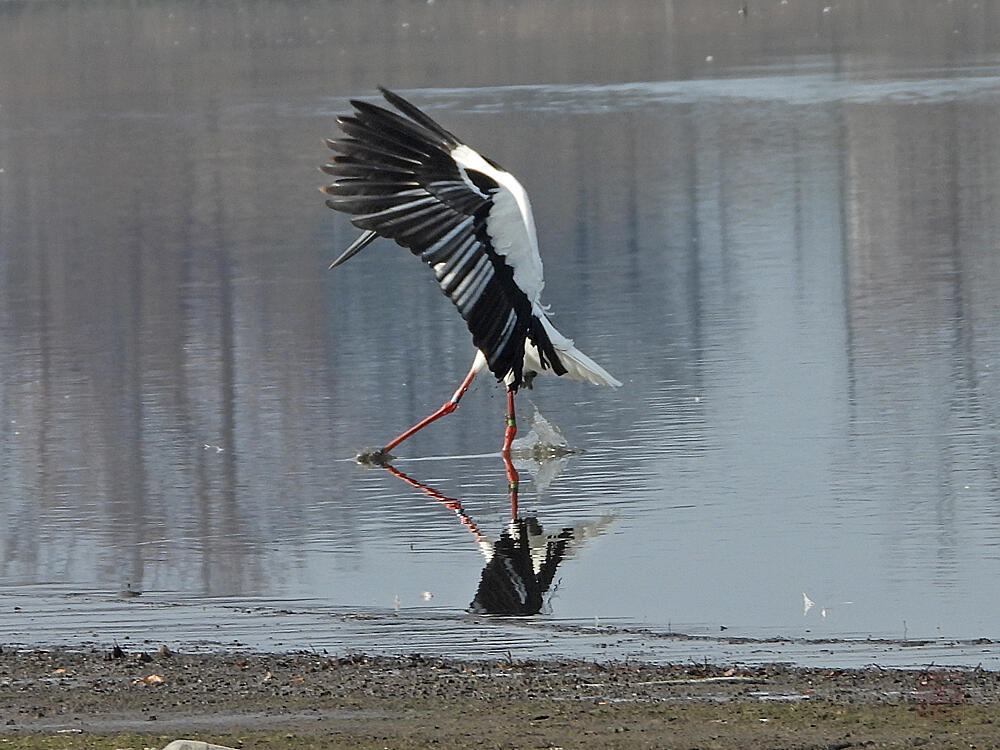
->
[510,407,580,460]
[356,447,395,466]
[118,582,142,598]
[802,592,854,619]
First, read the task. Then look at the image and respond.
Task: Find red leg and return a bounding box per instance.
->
[380,361,479,455]
[500,388,517,455]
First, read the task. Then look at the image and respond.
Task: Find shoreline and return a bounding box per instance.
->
[2,646,999,748]
[4,587,998,670]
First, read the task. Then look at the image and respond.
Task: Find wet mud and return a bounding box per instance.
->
[2,647,999,748]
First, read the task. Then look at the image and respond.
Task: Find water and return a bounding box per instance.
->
[2,0,1000,667]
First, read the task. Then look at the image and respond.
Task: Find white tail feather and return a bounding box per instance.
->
[555,344,622,387]
[525,315,622,388]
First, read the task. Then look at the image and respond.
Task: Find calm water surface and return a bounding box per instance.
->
[2,0,1000,666]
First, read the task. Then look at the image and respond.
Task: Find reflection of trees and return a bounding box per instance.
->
[2,0,999,605]
[840,92,1000,579]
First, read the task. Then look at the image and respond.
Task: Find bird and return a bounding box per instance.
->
[321,87,621,463]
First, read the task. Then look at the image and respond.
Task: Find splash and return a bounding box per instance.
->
[510,407,581,460]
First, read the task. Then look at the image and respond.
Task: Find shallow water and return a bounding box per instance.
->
[2,0,1000,666]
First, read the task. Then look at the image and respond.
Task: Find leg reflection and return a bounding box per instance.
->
[502,446,519,519]
[382,463,488,544]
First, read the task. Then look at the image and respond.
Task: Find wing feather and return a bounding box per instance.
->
[323,88,565,388]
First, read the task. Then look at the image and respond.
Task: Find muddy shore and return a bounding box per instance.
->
[2,646,1000,749]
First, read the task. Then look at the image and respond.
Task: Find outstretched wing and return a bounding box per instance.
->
[322,87,564,390]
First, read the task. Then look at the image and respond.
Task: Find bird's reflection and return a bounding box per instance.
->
[467,515,573,616]
[383,443,611,616]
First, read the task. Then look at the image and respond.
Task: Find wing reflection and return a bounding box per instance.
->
[383,450,612,616]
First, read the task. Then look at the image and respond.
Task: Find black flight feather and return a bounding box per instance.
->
[322,87,565,389]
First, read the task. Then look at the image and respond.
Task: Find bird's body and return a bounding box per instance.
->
[322,87,619,460]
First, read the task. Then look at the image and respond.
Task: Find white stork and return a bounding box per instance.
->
[322,87,621,463]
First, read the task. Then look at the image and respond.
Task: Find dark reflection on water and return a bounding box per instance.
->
[2,0,1000,651]
[469,518,570,617]
[384,452,610,617]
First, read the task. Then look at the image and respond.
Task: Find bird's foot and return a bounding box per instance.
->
[355,447,395,467]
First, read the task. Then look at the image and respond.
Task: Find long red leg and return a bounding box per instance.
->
[501,388,517,454]
[381,361,479,455]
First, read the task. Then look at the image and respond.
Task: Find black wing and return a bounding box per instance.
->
[322,87,563,390]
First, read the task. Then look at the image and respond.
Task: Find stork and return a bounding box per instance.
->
[322,87,620,464]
